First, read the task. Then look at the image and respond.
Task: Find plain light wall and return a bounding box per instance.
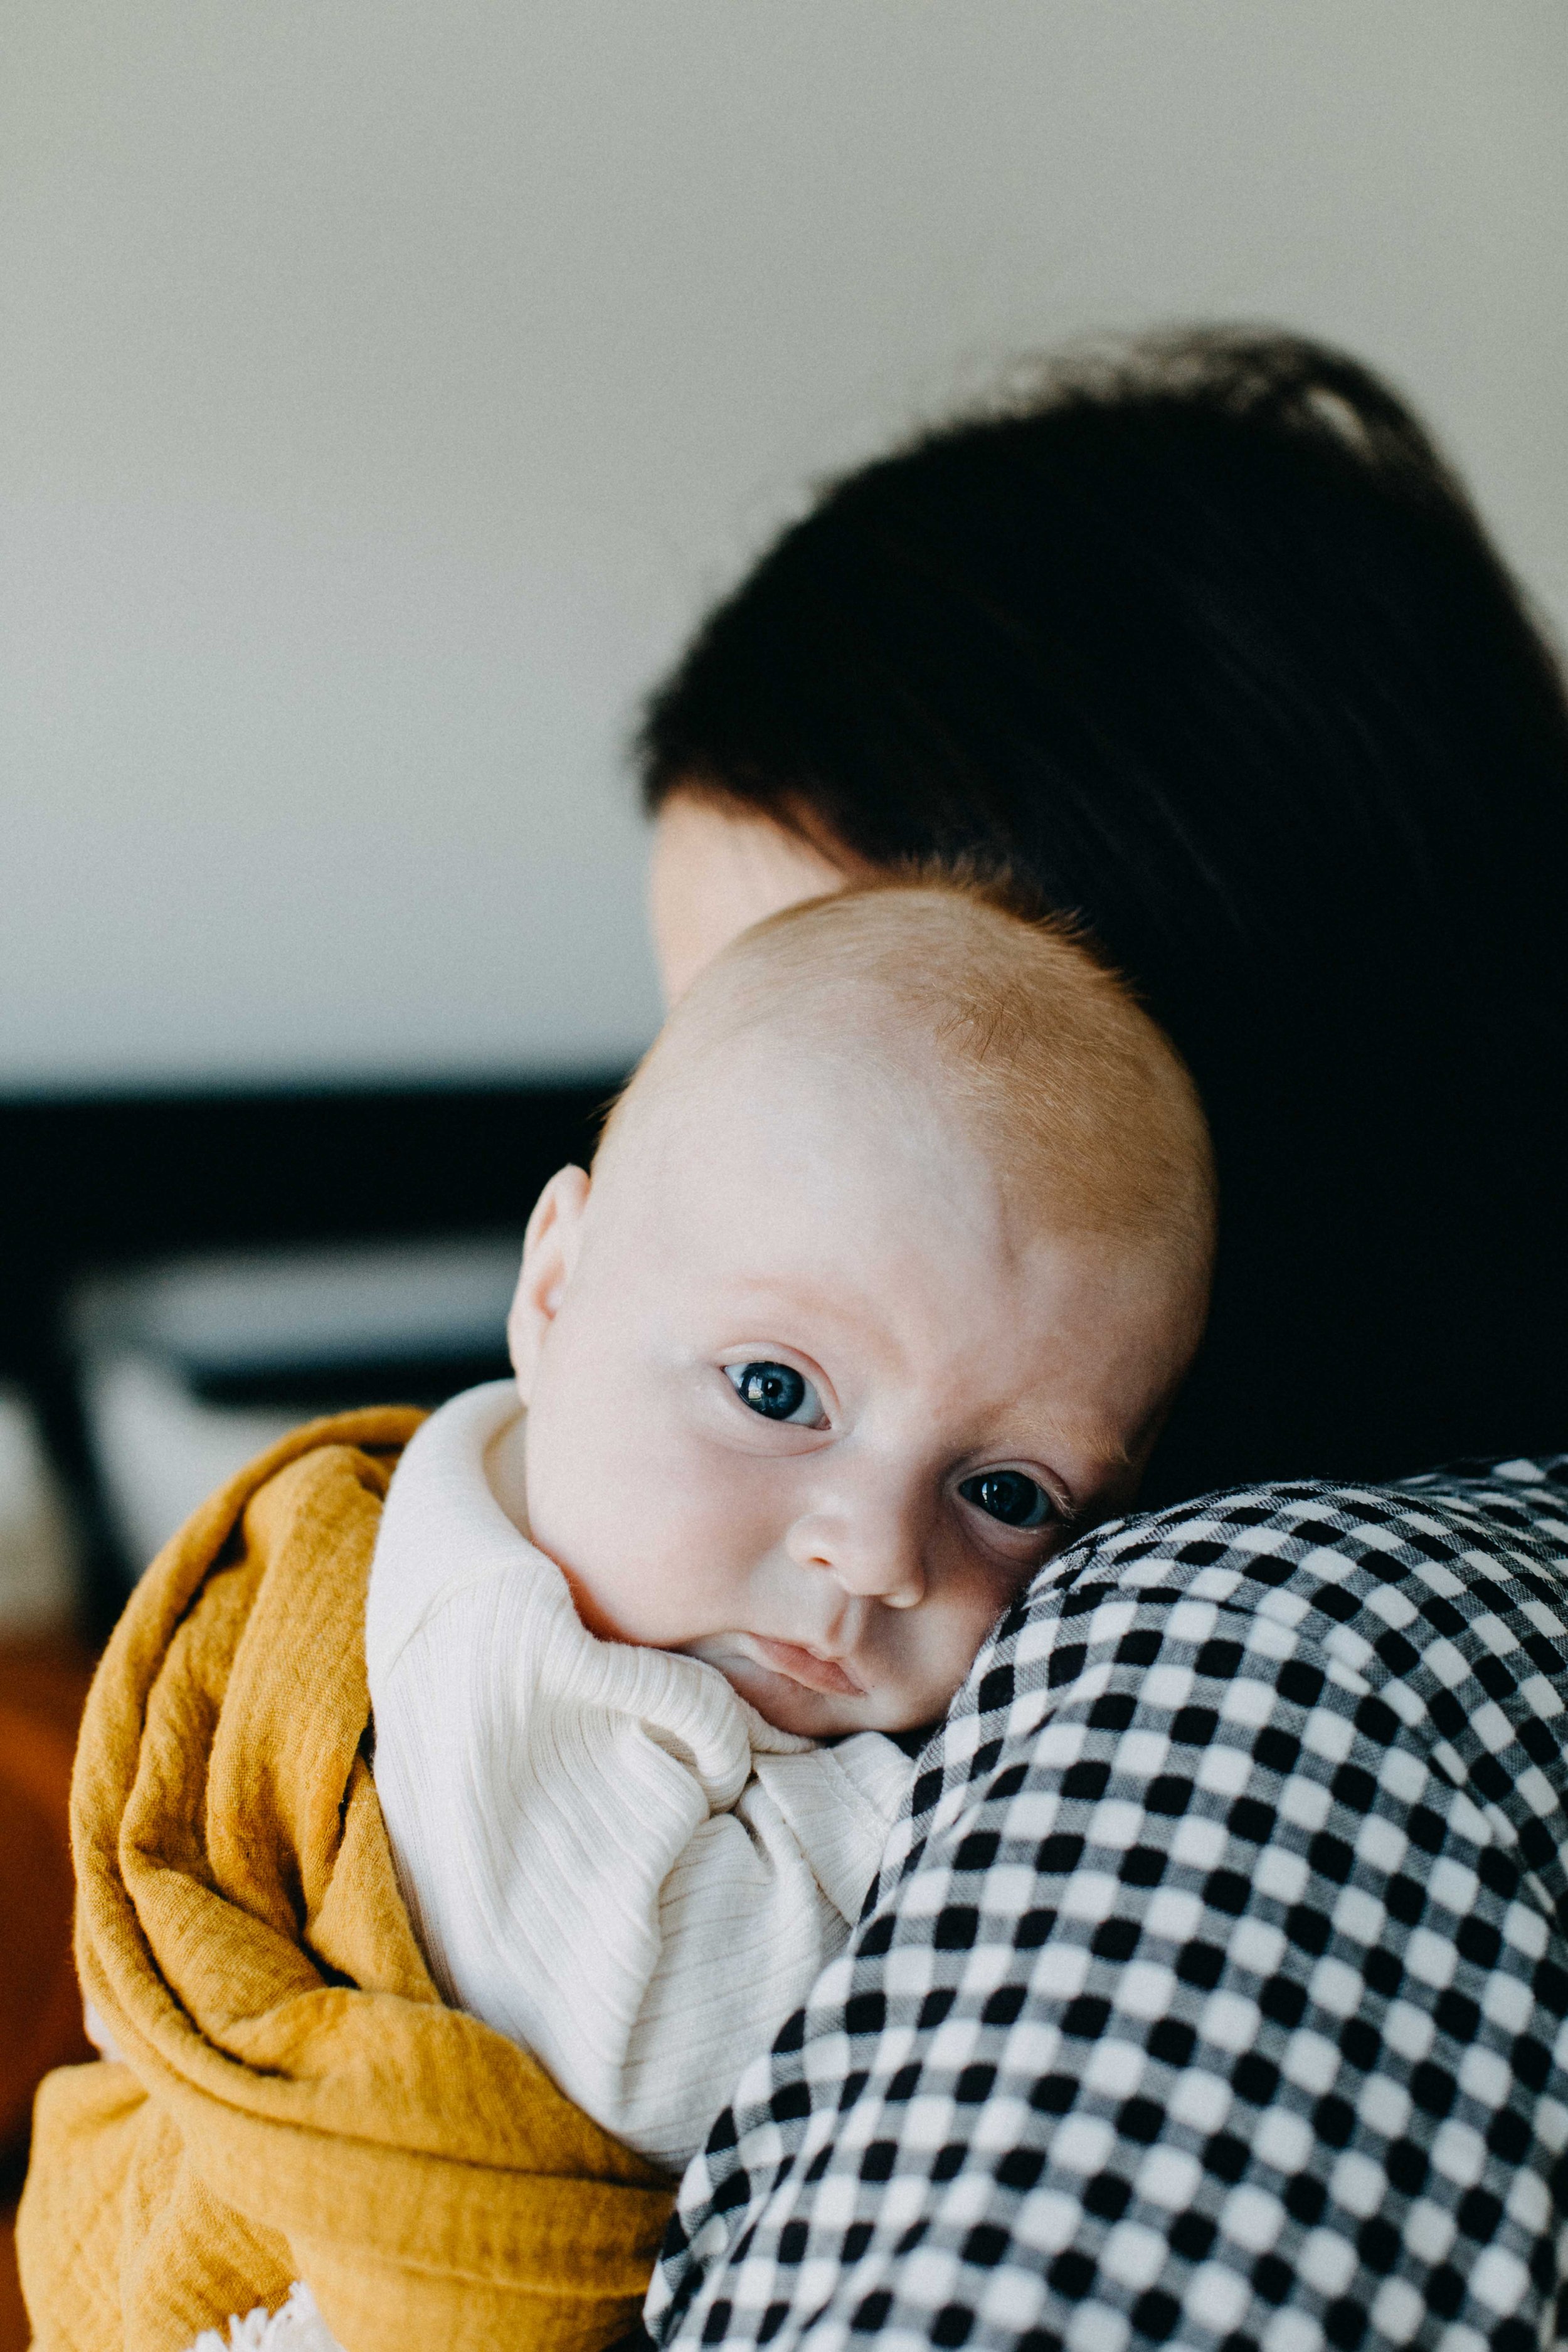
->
[2,2,1564,1090]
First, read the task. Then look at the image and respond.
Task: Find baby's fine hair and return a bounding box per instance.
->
[601,876,1216,1286]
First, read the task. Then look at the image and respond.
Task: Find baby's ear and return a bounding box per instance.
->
[509,1164,591,1401]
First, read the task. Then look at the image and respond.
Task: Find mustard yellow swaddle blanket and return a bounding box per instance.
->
[18,1409,674,2352]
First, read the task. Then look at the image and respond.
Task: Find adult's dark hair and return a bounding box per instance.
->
[639,329,1568,1502]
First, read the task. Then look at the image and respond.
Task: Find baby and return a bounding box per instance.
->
[366,879,1214,2173]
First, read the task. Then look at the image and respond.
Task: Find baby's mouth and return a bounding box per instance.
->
[744,1635,866,1698]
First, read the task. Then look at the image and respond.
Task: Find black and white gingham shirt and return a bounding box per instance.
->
[650,1457,1568,2352]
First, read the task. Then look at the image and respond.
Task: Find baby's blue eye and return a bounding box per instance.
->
[959,1470,1054,1530]
[728,1362,823,1425]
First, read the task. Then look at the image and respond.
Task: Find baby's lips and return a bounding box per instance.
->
[746,1635,865,1697]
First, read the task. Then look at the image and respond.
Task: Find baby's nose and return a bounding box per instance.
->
[787,1512,925,1609]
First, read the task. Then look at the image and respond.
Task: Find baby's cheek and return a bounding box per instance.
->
[946,1573,1029,1683]
[889,1597,990,1723]
[524,1460,660,1640]
[590,1491,760,1646]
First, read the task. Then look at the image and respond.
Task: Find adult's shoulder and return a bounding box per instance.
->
[886,1453,1568,1879]
[654,1456,1568,2352]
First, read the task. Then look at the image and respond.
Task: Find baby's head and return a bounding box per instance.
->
[507,881,1215,1736]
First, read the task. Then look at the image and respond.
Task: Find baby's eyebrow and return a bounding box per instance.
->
[712,1271,895,1346]
[992,1407,1134,1480]
[719,1269,864,1308]
[1055,1413,1133,1465]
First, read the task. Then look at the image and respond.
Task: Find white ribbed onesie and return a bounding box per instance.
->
[364,1380,913,2175]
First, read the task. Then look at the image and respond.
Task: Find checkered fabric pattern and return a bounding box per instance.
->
[650,1457,1568,2352]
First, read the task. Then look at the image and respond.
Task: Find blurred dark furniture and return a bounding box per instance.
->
[0,1078,618,1636]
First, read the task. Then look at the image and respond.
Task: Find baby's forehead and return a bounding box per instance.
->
[599,881,1213,1286]
[601,1015,1104,1284]
[605,991,975,1170]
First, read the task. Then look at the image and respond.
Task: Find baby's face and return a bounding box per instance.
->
[509,1042,1200,1737]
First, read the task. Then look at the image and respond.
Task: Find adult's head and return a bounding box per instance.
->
[638,328,1568,1500]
